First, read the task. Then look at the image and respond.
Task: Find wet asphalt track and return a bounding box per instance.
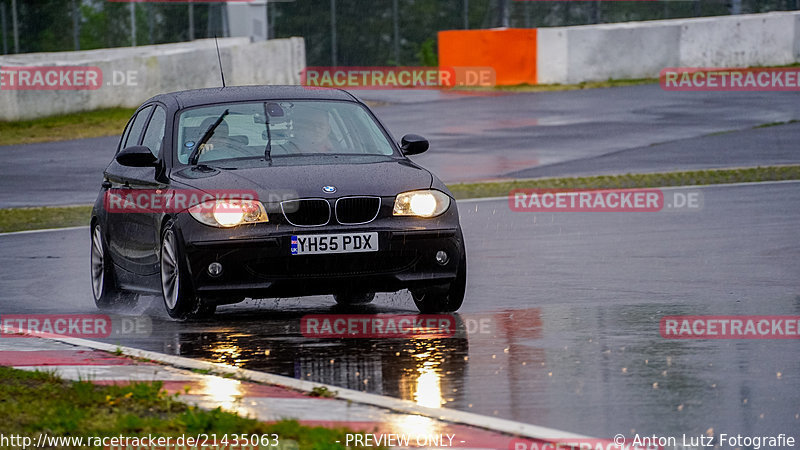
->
[2,84,800,208]
[1,182,798,441]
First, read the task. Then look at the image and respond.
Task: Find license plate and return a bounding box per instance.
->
[290,232,378,255]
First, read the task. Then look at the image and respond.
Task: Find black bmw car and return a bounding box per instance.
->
[90,86,466,319]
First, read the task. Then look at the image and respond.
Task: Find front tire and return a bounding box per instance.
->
[90,224,137,309]
[160,222,212,320]
[411,254,466,313]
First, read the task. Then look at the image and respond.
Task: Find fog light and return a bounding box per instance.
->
[435,250,449,266]
[207,262,223,277]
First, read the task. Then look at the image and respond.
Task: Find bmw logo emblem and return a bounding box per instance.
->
[322,185,337,194]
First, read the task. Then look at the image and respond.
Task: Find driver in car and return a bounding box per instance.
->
[291,108,338,153]
[196,118,249,157]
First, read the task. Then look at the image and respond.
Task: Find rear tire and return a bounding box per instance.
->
[90,224,138,309]
[411,254,466,313]
[333,292,375,305]
[160,221,211,320]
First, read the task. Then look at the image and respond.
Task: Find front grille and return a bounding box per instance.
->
[281,199,331,227]
[335,196,381,225]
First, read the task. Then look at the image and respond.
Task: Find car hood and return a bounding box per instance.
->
[170,157,433,201]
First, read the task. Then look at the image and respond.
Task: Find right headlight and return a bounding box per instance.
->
[188,199,268,228]
[393,190,451,218]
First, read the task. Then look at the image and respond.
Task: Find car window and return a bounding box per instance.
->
[123,105,154,150]
[141,106,167,157]
[117,116,135,153]
[175,101,396,164]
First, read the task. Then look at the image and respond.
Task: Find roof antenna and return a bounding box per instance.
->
[215,35,226,87]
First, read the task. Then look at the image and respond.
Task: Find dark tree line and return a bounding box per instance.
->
[0,0,223,54]
[1,0,797,66]
[272,0,797,66]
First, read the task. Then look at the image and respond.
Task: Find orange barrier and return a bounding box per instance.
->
[438,28,537,86]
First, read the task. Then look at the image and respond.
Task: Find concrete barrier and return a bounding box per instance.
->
[440,12,799,86]
[538,20,682,84]
[0,37,306,121]
[537,11,800,85]
[796,13,800,62]
[677,13,798,67]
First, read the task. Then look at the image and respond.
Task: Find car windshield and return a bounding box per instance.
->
[176,100,396,164]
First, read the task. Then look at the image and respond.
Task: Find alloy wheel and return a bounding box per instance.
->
[160,229,180,309]
[90,226,105,300]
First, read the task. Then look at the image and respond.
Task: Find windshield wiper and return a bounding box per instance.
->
[263,103,272,164]
[188,109,229,165]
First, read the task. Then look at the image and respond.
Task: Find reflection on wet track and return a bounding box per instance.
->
[159,307,471,411]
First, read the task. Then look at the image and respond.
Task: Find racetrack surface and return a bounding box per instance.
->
[1,182,797,439]
[2,84,799,208]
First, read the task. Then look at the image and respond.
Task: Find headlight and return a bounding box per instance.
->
[393,190,451,218]
[188,199,269,227]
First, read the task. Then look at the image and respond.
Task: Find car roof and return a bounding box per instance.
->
[145,85,359,110]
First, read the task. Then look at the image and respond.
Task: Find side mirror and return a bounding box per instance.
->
[116,146,158,167]
[400,134,429,156]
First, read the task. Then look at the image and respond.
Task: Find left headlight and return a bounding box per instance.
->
[188,199,269,227]
[393,190,451,218]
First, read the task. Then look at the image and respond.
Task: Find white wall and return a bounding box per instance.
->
[795,13,800,62]
[0,37,305,121]
[537,11,800,85]
[677,13,797,67]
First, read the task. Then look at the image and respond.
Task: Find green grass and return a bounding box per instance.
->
[0,205,92,233]
[0,108,134,147]
[309,386,338,398]
[447,165,800,199]
[481,77,658,93]
[753,119,799,128]
[0,366,379,449]
[1,165,798,234]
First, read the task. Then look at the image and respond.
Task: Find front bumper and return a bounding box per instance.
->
[174,208,465,299]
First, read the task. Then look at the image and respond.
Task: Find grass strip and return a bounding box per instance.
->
[0,108,134,147]
[0,365,379,449]
[1,166,798,234]
[753,119,799,128]
[477,77,658,93]
[0,205,93,233]
[447,165,800,199]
